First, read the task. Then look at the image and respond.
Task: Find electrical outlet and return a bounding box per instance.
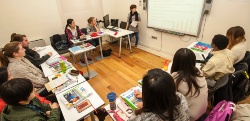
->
[151,36,157,39]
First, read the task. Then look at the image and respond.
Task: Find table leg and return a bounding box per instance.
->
[84,52,90,77]
[99,37,103,59]
[90,111,95,121]
[127,35,132,53]
[72,52,76,64]
[118,37,122,58]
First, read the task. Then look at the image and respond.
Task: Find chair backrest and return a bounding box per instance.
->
[111,19,119,27]
[230,70,250,103]
[208,74,229,99]
[81,28,87,35]
[120,21,127,29]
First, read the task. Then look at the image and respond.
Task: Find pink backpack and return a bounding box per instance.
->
[205,100,235,121]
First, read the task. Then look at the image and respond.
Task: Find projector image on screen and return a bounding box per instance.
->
[147,0,205,36]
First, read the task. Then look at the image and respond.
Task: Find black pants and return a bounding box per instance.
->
[86,38,100,47]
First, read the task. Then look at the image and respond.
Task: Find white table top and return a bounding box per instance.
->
[101,26,134,38]
[71,34,105,45]
[68,45,96,55]
[38,45,61,77]
[56,81,105,121]
[38,45,105,121]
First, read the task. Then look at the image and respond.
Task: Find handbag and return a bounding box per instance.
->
[205,100,235,121]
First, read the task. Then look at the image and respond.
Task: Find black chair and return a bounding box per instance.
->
[50,34,69,55]
[81,28,87,35]
[120,21,129,49]
[111,19,119,27]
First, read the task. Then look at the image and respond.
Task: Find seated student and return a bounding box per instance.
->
[65,19,91,63]
[226,26,247,64]
[86,17,100,47]
[202,35,235,87]
[0,42,49,95]
[171,48,208,121]
[0,78,60,121]
[65,18,85,45]
[11,33,52,69]
[0,67,52,113]
[129,68,189,121]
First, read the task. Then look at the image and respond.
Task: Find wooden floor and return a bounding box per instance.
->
[65,42,250,121]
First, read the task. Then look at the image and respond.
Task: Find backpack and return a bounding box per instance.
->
[231,70,250,103]
[101,48,112,57]
[52,34,69,50]
[205,100,235,121]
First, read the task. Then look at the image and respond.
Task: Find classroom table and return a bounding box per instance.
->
[38,45,105,121]
[101,26,134,58]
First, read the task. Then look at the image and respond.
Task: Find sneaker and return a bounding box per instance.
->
[87,57,92,61]
[80,59,85,64]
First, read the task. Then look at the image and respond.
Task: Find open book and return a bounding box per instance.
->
[120,86,142,110]
[60,85,92,109]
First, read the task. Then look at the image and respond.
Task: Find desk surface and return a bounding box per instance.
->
[56,81,105,121]
[38,45,105,121]
[101,26,134,38]
[38,45,61,77]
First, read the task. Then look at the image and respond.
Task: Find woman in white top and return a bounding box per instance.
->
[227,26,247,64]
[171,48,208,121]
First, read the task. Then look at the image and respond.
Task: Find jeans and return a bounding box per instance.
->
[129,32,139,46]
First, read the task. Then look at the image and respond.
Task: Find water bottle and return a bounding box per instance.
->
[107,92,116,110]
[59,60,66,73]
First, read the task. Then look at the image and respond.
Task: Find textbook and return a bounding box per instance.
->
[120,86,142,110]
[190,42,212,52]
[60,85,92,109]
[45,73,75,92]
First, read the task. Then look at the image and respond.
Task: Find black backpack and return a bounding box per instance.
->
[100,48,112,57]
[52,34,69,51]
[231,70,250,103]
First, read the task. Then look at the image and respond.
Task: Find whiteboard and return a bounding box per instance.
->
[147,0,205,36]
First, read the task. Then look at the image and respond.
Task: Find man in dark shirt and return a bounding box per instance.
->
[10,33,52,69]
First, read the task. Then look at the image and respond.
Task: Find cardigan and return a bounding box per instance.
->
[7,57,47,90]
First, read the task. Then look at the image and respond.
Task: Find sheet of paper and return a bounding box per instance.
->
[131,21,138,27]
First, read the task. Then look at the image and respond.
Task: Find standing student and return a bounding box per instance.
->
[129,68,189,121]
[171,48,208,121]
[126,4,141,47]
[226,26,247,64]
[11,33,52,69]
[0,78,60,121]
[0,42,49,94]
[65,19,85,45]
[202,35,235,87]
[86,17,100,47]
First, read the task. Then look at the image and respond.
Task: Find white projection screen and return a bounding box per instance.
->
[147,0,205,36]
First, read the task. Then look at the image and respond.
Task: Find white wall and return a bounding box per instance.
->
[0,0,63,47]
[102,0,250,59]
[56,0,104,30]
[0,0,104,47]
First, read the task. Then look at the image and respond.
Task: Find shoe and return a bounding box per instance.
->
[94,108,108,121]
[80,59,85,64]
[87,57,92,61]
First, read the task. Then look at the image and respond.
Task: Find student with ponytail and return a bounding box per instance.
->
[0,42,49,96]
[11,33,52,69]
[65,19,85,45]
[126,4,141,47]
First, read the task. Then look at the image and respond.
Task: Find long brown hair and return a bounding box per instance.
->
[227,26,246,49]
[0,42,20,67]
